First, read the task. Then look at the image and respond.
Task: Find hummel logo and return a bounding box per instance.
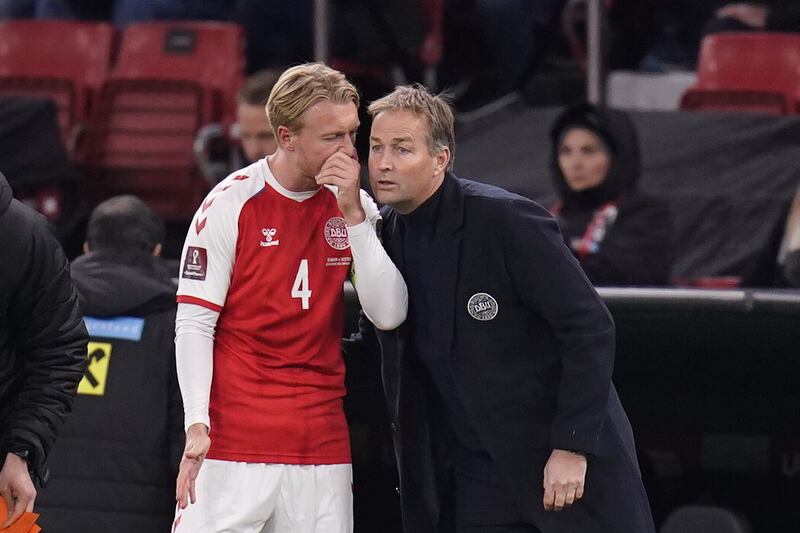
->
[260,228,279,247]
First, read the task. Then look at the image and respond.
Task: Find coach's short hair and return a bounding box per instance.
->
[266,63,359,136]
[367,84,455,171]
[86,195,165,252]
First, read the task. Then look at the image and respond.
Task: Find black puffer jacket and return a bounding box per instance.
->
[550,104,675,286]
[0,170,88,484]
[36,248,183,533]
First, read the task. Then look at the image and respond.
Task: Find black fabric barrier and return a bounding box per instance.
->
[342,285,800,532]
[453,105,800,286]
[602,287,800,532]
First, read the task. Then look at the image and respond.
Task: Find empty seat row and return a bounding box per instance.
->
[0,20,244,221]
[0,21,115,141]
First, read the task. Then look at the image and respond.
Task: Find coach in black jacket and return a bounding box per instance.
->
[35,195,184,533]
[0,170,87,527]
[362,87,655,532]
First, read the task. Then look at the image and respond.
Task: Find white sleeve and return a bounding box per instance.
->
[175,303,218,432]
[347,190,408,330]
[176,189,240,309]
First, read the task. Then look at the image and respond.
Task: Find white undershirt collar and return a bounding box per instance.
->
[261,157,319,202]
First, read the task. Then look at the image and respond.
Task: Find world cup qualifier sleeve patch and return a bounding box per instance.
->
[182,246,208,281]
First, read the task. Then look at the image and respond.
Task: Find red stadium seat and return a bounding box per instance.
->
[82,22,245,221]
[0,21,115,144]
[681,32,800,115]
[112,21,244,120]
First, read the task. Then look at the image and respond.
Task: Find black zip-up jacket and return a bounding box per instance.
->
[0,170,88,484]
[36,248,183,533]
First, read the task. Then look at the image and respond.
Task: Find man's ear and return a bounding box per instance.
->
[152,243,163,257]
[435,146,451,175]
[82,241,91,255]
[276,125,295,150]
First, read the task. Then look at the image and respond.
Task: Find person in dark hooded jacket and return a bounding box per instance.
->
[550,103,675,286]
[0,170,88,528]
[35,195,184,533]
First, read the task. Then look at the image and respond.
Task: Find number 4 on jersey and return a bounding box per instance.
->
[292,259,312,310]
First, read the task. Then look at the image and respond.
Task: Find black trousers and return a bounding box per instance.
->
[452,469,542,533]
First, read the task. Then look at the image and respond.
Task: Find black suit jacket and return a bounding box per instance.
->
[370,174,655,533]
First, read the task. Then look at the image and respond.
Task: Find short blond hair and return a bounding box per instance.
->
[367,84,455,170]
[267,63,359,135]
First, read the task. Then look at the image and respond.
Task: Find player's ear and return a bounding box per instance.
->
[276,125,295,151]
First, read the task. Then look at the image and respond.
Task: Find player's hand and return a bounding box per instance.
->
[316,149,365,226]
[715,3,769,29]
[0,452,36,528]
[176,424,210,509]
[543,449,587,512]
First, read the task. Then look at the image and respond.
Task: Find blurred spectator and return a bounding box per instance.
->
[3,0,231,26]
[633,1,800,70]
[232,1,432,97]
[0,0,34,17]
[0,169,87,528]
[335,0,447,83]
[232,0,313,73]
[36,195,183,533]
[194,70,280,184]
[705,2,800,35]
[235,70,279,163]
[549,103,675,286]
[778,185,800,287]
[443,0,565,111]
[608,0,713,72]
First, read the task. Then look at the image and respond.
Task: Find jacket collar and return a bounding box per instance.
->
[437,172,465,235]
[380,172,466,270]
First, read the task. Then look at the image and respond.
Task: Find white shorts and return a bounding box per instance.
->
[172,460,353,533]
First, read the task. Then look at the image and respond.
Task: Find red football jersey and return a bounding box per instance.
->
[177,159,364,464]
